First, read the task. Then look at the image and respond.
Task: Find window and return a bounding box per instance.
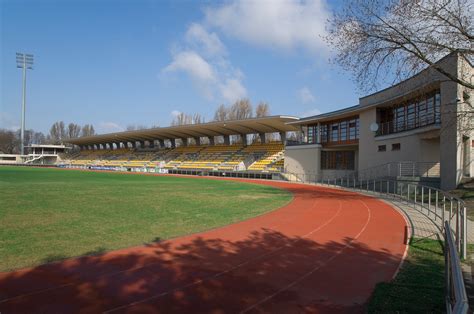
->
[378,145,386,152]
[307,125,314,144]
[392,143,401,151]
[378,90,440,136]
[340,120,347,141]
[321,151,355,170]
[331,123,339,142]
[318,116,359,145]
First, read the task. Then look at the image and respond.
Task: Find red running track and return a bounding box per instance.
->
[0,179,407,313]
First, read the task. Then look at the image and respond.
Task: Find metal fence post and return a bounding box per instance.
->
[407,184,410,205]
[462,205,467,260]
[414,185,417,208]
[450,199,453,223]
[442,195,445,223]
[428,189,431,218]
[421,186,424,211]
[456,200,460,252]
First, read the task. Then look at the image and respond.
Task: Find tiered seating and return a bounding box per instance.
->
[267,158,284,172]
[246,142,284,171]
[65,142,286,173]
[164,146,204,169]
[178,145,243,170]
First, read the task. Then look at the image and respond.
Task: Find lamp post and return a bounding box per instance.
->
[16,52,34,156]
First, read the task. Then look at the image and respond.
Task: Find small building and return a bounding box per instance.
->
[23,144,69,165]
[285,52,473,190]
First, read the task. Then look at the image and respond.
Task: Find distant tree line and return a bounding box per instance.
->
[0,121,96,154]
[170,99,271,127]
[169,99,272,144]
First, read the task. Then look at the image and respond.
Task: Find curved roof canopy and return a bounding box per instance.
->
[66,115,299,146]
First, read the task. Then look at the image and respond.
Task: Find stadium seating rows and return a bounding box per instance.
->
[63,142,285,172]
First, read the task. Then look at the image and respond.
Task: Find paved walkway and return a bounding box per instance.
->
[0,180,407,314]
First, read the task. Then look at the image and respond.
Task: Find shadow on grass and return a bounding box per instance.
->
[0,227,404,313]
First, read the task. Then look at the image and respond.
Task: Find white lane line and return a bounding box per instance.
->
[240,199,372,313]
[103,200,343,313]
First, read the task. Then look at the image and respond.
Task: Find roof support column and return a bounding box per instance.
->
[223,135,230,146]
[130,141,136,149]
[241,134,248,146]
[139,141,145,149]
[148,140,155,149]
[158,139,165,148]
[180,138,187,147]
[194,137,200,146]
[279,132,287,145]
[259,132,266,144]
[208,136,215,146]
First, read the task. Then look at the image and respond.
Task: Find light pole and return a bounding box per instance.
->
[16,52,34,156]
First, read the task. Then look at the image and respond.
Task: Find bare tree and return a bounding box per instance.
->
[67,123,81,139]
[32,131,46,145]
[0,129,18,154]
[81,124,95,137]
[49,121,66,144]
[213,104,229,121]
[228,99,253,120]
[326,0,474,92]
[192,113,204,124]
[255,102,270,117]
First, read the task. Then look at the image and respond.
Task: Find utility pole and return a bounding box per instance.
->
[16,52,34,156]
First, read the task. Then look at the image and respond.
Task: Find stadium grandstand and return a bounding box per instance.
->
[62,116,298,179]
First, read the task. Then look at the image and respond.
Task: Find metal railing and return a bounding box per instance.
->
[321,161,440,181]
[445,221,469,313]
[281,172,468,259]
[376,114,440,136]
[281,172,469,313]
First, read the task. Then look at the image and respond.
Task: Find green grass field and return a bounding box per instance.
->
[0,166,292,272]
[368,238,445,313]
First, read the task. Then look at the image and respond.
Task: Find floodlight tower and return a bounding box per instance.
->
[16,52,34,156]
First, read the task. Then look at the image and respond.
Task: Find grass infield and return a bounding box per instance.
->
[0,166,292,272]
[367,237,445,313]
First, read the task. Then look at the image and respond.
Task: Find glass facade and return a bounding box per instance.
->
[378,90,441,136]
[321,151,355,170]
[306,116,359,145]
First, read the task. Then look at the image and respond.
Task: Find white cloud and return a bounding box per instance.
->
[98,122,124,133]
[163,50,216,83]
[171,110,181,117]
[298,87,315,104]
[185,23,227,57]
[162,23,247,104]
[204,0,330,54]
[219,78,247,103]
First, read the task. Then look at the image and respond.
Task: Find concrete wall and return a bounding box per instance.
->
[284,144,321,178]
[358,105,441,171]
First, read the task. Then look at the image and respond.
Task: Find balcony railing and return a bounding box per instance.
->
[377,115,440,136]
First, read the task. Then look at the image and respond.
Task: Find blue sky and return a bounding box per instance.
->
[1,0,361,134]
